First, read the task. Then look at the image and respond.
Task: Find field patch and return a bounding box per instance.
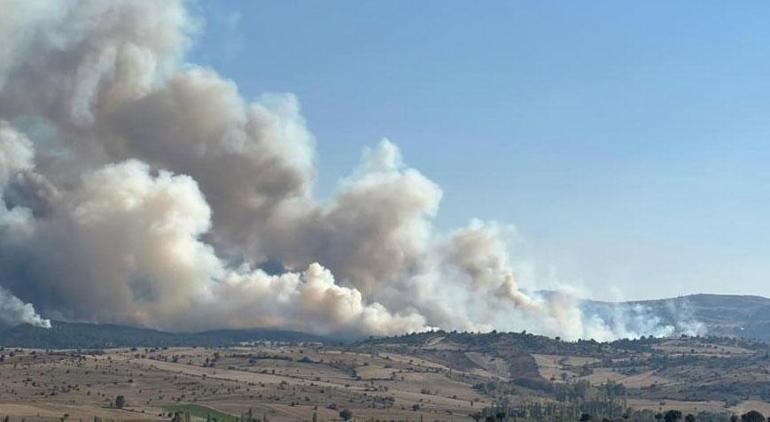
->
[162,404,238,422]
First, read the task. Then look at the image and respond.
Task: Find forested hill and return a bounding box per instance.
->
[0,320,334,348]
[585,293,770,340]
[4,294,770,348]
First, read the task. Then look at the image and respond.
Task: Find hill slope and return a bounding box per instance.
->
[587,293,770,340]
[3,293,770,347]
[0,320,333,348]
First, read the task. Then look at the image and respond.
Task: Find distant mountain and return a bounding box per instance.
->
[642,294,770,339]
[0,320,335,348]
[3,294,770,348]
[584,293,770,340]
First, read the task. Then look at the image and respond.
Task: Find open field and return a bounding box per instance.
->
[0,332,770,420]
[0,344,488,421]
[161,404,238,422]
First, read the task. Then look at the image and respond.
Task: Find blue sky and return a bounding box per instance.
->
[190,1,770,301]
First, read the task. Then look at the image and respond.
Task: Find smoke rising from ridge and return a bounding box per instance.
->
[0,0,703,339]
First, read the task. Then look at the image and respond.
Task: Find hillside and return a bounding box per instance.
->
[587,293,770,340]
[1,325,770,420]
[353,330,770,420]
[3,293,770,349]
[0,320,333,348]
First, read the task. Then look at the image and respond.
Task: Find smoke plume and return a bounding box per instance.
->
[0,0,702,339]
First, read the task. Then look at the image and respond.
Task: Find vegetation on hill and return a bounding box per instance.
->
[0,320,334,348]
[591,294,770,340]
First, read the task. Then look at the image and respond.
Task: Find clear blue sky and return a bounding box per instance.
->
[190,1,770,301]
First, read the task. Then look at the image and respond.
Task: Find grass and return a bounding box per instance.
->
[161,403,239,422]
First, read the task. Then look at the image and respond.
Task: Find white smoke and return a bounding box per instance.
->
[0,122,48,327]
[0,286,49,328]
[0,0,702,339]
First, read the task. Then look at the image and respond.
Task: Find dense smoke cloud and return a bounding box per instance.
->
[0,0,703,339]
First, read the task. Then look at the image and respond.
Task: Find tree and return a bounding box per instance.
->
[742,410,766,422]
[114,395,126,409]
[580,414,592,421]
[339,409,352,421]
[685,415,696,422]
[664,410,682,422]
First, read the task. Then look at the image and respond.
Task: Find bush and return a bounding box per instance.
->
[742,410,766,422]
[663,410,682,422]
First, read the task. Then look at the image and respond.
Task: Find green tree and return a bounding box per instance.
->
[114,395,126,409]
[742,410,766,422]
[664,410,683,422]
[339,409,352,421]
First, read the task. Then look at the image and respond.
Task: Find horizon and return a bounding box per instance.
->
[4,290,769,336]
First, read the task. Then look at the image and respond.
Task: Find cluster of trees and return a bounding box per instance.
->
[241,407,352,422]
[472,403,770,422]
[477,397,770,421]
[574,409,768,421]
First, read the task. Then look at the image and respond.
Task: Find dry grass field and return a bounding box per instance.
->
[1,332,770,421]
[0,345,489,421]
